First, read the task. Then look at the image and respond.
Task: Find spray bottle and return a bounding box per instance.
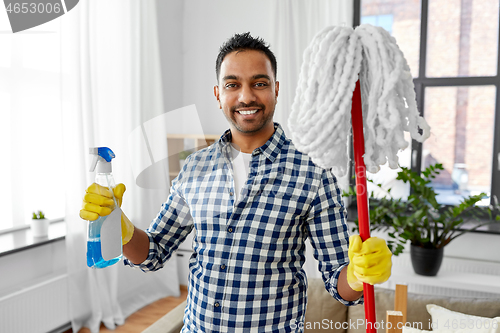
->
[86,147,123,268]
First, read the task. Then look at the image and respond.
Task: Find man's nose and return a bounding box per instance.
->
[239,84,256,104]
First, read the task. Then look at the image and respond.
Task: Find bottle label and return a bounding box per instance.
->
[100,207,123,260]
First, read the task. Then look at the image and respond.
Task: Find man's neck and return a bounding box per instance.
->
[230,124,275,153]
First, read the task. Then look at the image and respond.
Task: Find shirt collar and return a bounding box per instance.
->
[218,122,286,162]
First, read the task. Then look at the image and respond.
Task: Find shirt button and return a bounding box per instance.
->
[228,227,233,233]
[221,264,226,270]
[229,191,234,196]
[215,302,220,308]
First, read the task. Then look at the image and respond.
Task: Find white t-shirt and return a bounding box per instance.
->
[230,144,252,202]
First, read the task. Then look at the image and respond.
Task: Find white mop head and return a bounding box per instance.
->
[288,24,430,176]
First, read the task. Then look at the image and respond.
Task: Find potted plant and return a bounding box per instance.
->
[344,163,500,276]
[31,210,49,238]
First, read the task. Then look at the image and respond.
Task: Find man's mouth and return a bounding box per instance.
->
[237,109,259,115]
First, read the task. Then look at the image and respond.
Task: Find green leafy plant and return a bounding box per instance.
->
[32,210,46,220]
[179,150,193,160]
[343,163,500,256]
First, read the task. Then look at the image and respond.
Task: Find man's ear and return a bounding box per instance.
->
[275,81,279,101]
[214,85,221,109]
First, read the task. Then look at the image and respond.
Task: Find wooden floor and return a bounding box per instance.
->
[65,286,188,333]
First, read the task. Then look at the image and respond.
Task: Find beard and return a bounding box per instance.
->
[224,102,275,134]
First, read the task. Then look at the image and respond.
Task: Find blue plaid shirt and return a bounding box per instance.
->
[126,123,361,332]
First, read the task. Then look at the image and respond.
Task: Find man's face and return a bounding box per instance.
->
[214,50,279,136]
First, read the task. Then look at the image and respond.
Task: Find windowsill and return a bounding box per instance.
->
[0,220,66,257]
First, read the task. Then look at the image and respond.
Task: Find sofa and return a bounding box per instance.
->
[143,278,500,333]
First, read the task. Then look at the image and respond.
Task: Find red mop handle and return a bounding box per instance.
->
[351,80,377,333]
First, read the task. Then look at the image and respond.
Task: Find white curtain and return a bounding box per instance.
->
[60,1,180,332]
[270,0,354,279]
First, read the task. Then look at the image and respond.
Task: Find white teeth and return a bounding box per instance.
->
[238,110,258,115]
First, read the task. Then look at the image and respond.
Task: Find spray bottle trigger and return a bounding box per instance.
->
[89,148,99,172]
[97,147,115,162]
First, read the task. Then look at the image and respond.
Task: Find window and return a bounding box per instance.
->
[0,11,65,231]
[361,14,394,34]
[356,0,500,207]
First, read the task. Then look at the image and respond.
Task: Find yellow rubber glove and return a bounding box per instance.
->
[347,235,392,291]
[80,183,135,245]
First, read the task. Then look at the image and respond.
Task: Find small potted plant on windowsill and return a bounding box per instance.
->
[344,163,500,276]
[31,210,49,238]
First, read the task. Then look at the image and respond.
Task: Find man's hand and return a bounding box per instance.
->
[80,183,135,245]
[347,235,392,291]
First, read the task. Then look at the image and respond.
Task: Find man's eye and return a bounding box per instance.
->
[225,83,237,88]
[255,82,268,87]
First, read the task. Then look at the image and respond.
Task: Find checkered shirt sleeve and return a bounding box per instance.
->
[125,123,362,332]
[124,176,194,271]
[305,168,363,306]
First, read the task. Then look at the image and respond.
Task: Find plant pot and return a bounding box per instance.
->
[31,218,49,238]
[488,222,500,233]
[410,244,444,276]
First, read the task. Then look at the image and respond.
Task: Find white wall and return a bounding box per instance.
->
[157,0,274,136]
[156,0,185,114]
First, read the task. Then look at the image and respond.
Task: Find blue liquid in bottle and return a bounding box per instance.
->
[87,215,122,268]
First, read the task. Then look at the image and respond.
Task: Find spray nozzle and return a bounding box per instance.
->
[89,147,115,172]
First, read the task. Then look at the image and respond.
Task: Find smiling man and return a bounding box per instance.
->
[80,32,392,332]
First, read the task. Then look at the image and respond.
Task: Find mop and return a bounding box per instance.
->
[289,24,431,332]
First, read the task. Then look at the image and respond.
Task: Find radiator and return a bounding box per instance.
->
[388,254,500,298]
[0,274,69,333]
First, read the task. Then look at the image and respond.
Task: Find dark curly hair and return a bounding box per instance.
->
[215,32,277,83]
